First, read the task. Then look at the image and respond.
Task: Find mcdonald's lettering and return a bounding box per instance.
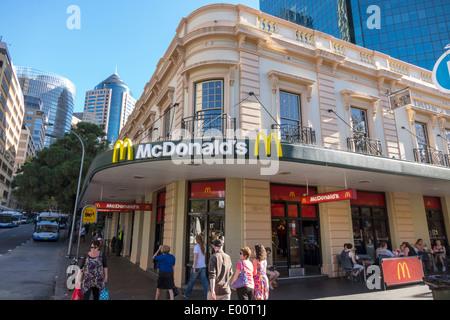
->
[301,189,357,204]
[112,139,134,163]
[254,133,283,157]
[397,262,411,280]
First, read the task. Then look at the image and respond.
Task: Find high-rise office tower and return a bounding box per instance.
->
[260,0,450,70]
[83,72,136,144]
[22,95,47,152]
[14,67,76,147]
[0,41,25,207]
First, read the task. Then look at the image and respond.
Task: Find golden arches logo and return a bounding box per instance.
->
[397,262,411,280]
[112,139,134,163]
[204,187,212,193]
[254,132,283,157]
[289,191,296,198]
[345,191,351,198]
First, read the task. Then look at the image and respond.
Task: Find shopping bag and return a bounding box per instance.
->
[70,286,83,300]
[99,285,109,300]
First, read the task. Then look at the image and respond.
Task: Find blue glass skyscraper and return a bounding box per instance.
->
[260,0,450,70]
[15,67,76,147]
[84,72,135,144]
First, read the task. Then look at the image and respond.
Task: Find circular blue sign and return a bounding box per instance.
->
[433,50,450,93]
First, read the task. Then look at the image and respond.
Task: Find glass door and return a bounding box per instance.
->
[302,221,321,274]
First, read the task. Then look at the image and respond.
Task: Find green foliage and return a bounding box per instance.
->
[12,122,110,213]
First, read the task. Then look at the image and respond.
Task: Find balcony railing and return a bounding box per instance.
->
[271,123,316,145]
[413,147,449,167]
[347,135,383,156]
[181,113,236,139]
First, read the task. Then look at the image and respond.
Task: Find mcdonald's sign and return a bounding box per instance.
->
[190,181,225,199]
[112,139,134,163]
[301,189,356,205]
[254,132,283,157]
[93,201,152,212]
[381,257,424,287]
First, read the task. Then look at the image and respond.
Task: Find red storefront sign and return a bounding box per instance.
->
[301,189,357,205]
[424,197,441,210]
[381,257,424,287]
[351,191,385,207]
[190,181,225,199]
[93,201,152,212]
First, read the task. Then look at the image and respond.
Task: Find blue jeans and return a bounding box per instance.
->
[184,267,209,297]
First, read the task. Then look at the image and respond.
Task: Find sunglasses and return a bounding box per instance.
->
[90,246,98,249]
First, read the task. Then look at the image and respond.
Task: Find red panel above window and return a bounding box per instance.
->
[190,181,225,199]
[424,197,441,210]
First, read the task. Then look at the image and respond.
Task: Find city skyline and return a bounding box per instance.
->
[0,0,260,115]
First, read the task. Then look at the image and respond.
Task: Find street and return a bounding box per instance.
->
[0,224,69,300]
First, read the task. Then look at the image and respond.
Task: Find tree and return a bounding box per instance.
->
[12,122,110,213]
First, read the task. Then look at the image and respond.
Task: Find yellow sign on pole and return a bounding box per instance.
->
[82,205,98,224]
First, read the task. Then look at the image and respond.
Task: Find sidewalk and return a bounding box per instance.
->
[54,238,433,300]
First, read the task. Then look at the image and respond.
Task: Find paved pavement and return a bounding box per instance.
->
[54,238,435,301]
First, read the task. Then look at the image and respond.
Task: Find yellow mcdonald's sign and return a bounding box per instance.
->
[397,262,411,280]
[112,139,134,163]
[345,191,351,198]
[254,132,283,157]
[289,191,296,198]
[204,187,212,193]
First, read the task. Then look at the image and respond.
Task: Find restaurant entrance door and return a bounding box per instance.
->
[270,184,321,277]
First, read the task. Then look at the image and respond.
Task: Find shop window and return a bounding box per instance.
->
[424,197,448,247]
[186,180,225,282]
[351,192,390,259]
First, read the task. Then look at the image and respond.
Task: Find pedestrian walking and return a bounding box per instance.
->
[232,246,254,300]
[79,239,108,300]
[183,235,209,298]
[208,239,233,300]
[80,225,86,242]
[153,245,176,300]
[252,244,269,300]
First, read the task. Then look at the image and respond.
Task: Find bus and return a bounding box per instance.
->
[33,221,59,241]
[0,211,22,227]
[37,212,60,223]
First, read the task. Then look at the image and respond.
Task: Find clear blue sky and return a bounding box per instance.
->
[0,0,259,113]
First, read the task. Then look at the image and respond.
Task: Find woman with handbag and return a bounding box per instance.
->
[231,246,254,300]
[80,239,108,300]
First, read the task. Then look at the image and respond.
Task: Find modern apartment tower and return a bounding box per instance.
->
[14,67,76,147]
[83,72,136,144]
[260,0,450,70]
[0,41,25,207]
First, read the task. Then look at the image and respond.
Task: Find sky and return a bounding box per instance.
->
[0,0,260,113]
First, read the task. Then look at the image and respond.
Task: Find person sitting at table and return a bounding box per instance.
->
[415,239,432,271]
[375,241,395,264]
[400,242,418,257]
[341,243,364,280]
[433,240,446,272]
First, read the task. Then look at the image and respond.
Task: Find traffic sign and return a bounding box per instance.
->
[432,50,450,94]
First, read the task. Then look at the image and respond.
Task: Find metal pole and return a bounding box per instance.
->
[67,130,85,261]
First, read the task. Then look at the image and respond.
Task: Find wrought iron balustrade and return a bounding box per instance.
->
[181,113,236,139]
[271,123,316,145]
[347,135,383,156]
[413,146,448,166]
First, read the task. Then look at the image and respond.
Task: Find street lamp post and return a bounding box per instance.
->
[66,130,85,261]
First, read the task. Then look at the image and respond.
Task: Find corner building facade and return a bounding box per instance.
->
[79,4,450,285]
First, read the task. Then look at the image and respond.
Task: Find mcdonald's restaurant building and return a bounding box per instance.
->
[78,4,450,286]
